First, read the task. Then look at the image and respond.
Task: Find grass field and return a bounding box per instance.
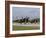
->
[13,24,40,31]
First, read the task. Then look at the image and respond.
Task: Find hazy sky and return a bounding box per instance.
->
[12,7,40,20]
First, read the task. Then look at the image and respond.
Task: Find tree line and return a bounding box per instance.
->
[13,16,40,24]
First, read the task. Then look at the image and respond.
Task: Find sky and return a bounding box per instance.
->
[12,7,40,20]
